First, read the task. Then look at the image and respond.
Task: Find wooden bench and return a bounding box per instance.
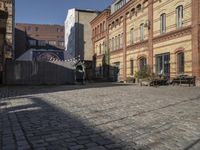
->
[172,75,196,86]
[140,77,168,86]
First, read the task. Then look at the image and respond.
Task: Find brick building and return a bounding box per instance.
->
[0,0,15,83]
[91,0,200,84]
[15,23,64,58]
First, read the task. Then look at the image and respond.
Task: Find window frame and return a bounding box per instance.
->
[176,5,183,28]
[177,52,184,74]
[140,23,145,41]
[160,13,166,34]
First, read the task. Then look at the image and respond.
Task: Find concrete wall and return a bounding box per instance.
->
[65,8,76,58]
[77,11,98,61]
[65,9,98,61]
[5,61,75,85]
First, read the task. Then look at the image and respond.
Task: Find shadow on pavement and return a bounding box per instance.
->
[0,83,133,99]
[1,95,149,150]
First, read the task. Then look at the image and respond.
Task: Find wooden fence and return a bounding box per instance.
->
[5,61,75,85]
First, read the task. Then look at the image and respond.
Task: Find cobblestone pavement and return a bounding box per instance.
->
[0,83,200,150]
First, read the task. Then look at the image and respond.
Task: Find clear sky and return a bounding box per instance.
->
[15,0,113,25]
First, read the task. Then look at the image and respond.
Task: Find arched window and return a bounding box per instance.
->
[118,34,121,49]
[130,28,134,44]
[120,33,124,48]
[92,29,95,37]
[100,23,102,33]
[130,59,134,76]
[131,8,135,16]
[139,57,147,71]
[112,38,115,51]
[95,27,97,35]
[140,23,145,41]
[115,36,118,50]
[103,21,105,31]
[99,44,102,55]
[160,13,166,33]
[177,52,184,74]
[137,4,142,12]
[176,5,183,28]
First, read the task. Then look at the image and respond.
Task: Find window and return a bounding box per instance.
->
[35,27,39,32]
[140,23,145,41]
[48,41,56,46]
[130,60,134,76]
[118,35,121,49]
[160,13,166,33]
[156,53,170,76]
[29,40,36,46]
[120,33,123,48]
[112,38,115,51]
[96,45,98,53]
[27,26,31,32]
[115,36,118,50]
[100,23,103,33]
[102,42,105,53]
[103,21,106,31]
[177,52,184,74]
[95,27,97,35]
[99,44,102,54]
[130,28,134,44]
[176,5,183,28]
[139,57,147,71]
[114,0,127,12]
[137,4,142,12]
[58,41,64,47]
[92,29,95,37]
[109,39,111,50]
[131,8,135,16]
[38,40,46,46]
[57,28,61,32]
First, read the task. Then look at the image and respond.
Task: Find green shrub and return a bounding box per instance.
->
[134,65,151,79]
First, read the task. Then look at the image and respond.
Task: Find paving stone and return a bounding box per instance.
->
[0,84,200,150]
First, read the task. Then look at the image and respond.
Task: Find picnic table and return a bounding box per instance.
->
[172,75,196,86]
[140,76,168,86]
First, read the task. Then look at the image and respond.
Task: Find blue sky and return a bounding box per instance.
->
[16,0,113,25]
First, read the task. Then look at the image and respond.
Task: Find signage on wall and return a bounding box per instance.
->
[32,51,64,61]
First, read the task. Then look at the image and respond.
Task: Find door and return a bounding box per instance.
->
[156,53,170,77]
[114,62,120,82]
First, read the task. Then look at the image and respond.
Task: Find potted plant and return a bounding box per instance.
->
[126,77,135,83]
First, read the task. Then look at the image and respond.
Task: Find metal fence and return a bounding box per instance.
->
[5,61,75,85]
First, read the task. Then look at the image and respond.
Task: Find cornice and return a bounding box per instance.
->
[126,40,148,49]
[153,26,192,44]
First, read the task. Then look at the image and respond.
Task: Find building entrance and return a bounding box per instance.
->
[156,53,170,77]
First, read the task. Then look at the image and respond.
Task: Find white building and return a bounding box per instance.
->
[64,8,99,61]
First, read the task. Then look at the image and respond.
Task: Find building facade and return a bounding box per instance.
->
[91,0,200,84]
[90,9,110,78]
[15,23,64,58]
[65,8,99,61]
[0,0,15,83]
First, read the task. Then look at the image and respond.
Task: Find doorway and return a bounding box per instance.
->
[113,62,120,82]
[156,53,170,77]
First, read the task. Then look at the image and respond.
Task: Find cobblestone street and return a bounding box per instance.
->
[0,83,200,150]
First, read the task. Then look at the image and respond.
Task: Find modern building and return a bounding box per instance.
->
[0,0,15,83]
[91,0,200,84]
[15,23,65,59]
[64,8,100,61]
